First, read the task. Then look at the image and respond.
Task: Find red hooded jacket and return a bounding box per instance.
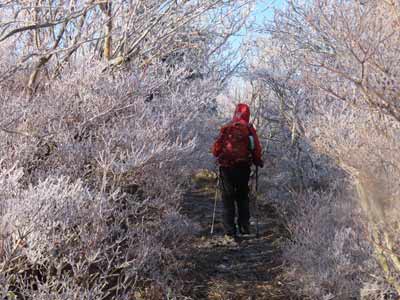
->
[212,103,263,167]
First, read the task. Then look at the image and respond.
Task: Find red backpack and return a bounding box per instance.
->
[217,122,252,167]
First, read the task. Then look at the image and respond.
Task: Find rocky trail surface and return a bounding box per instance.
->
[179,173,293,300]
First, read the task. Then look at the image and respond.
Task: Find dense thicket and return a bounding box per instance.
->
[247,0,400,298]
[0,1,254,298]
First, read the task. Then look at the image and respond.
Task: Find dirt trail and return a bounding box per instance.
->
[179,174,291,300]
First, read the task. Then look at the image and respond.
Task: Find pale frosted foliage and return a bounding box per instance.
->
[0,0,254,91]
[2,176,96,263]
[283,187,377,299]
[247,0,400,297]
[0,0,256,297]
[306,105,400,295]
[0,67,216,297]
[0,164,194,299]
[273,0,400,120]
[0,65,204,184]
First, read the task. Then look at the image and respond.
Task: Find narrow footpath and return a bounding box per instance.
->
[179,172,292,300]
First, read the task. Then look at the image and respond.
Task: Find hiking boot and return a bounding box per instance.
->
[239,224,250,235]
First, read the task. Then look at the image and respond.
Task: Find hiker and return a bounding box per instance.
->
[212,103,263,237]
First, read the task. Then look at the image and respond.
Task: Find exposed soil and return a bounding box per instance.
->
[179,175,293,300]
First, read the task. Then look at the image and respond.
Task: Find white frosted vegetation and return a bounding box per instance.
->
[0,0,255,298]
[246,0,400,298]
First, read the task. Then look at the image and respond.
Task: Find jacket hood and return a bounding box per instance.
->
[232,103,250,124]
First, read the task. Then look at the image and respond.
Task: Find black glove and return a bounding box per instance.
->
[256,160,264,168]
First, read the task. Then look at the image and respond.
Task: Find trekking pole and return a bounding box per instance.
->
[210,168,219,235]
[255,166,260,238]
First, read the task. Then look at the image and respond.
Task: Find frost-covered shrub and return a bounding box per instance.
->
[0,164,194,299]
[245,0,400,297]
[0,60,221,297]
[305,105,400,297]
[0,37,225,300]
[283,186,376,299]
[0,0,255,298]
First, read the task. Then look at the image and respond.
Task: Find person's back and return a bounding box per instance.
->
[212,103,263,237]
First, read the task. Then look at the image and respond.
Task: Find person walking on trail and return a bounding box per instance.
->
[212,103,263,237]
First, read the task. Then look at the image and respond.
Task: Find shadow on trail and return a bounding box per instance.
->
[180,181,291,300]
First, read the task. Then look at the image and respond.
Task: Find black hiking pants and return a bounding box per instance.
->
[219,165,251,235]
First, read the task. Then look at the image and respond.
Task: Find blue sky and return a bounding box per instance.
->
[230,0,285,50]
[253,0,285,24]
[226,1,285,88]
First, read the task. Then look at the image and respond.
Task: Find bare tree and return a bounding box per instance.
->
[0,0,254,92]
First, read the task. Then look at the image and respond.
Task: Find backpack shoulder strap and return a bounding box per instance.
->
[248,123,254,134]
[247,124,258,152]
